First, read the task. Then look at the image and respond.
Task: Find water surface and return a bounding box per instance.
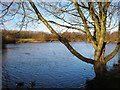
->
[2,42,118,88]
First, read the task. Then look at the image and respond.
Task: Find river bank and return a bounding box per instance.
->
[85,60,120,89]
[2,30,119,44]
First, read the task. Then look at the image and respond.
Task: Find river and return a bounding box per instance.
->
[2,42,118,88]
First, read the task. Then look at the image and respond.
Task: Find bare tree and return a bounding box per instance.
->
[0,0,120,77]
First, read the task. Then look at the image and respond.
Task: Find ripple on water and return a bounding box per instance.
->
[2,42,118,88]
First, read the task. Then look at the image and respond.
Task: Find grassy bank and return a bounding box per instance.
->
[16,39,35,43]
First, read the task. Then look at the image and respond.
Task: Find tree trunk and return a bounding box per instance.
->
[93,41,107,77]
[94,49,107,77]
[94,61,107,78]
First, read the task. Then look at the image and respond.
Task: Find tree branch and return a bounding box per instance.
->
[104,2,111,13]
[78,3,89,9]
[39,4,79,26]
[105,22,120,62]
[0,1,14,18]
[88,2,101,33]
[48,20,86,33]
[105,43,120,62]
[72,0,97,49]
[29,0,94,64]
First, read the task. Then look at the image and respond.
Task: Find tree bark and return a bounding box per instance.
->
[94,61,107,78]
[94,43,107,77]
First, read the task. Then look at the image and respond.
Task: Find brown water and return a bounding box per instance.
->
[2,42,118,88]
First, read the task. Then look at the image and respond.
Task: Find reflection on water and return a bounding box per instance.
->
[2,42,118,88]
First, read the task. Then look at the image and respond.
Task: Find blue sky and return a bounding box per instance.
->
[0,1,119,33]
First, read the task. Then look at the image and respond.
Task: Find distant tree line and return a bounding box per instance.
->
[2,30,119,44]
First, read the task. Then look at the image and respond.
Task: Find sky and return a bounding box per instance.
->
[0,0,119,33]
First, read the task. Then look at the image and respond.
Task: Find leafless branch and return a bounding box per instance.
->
[48,20,86,33]
[0,0,14,18]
